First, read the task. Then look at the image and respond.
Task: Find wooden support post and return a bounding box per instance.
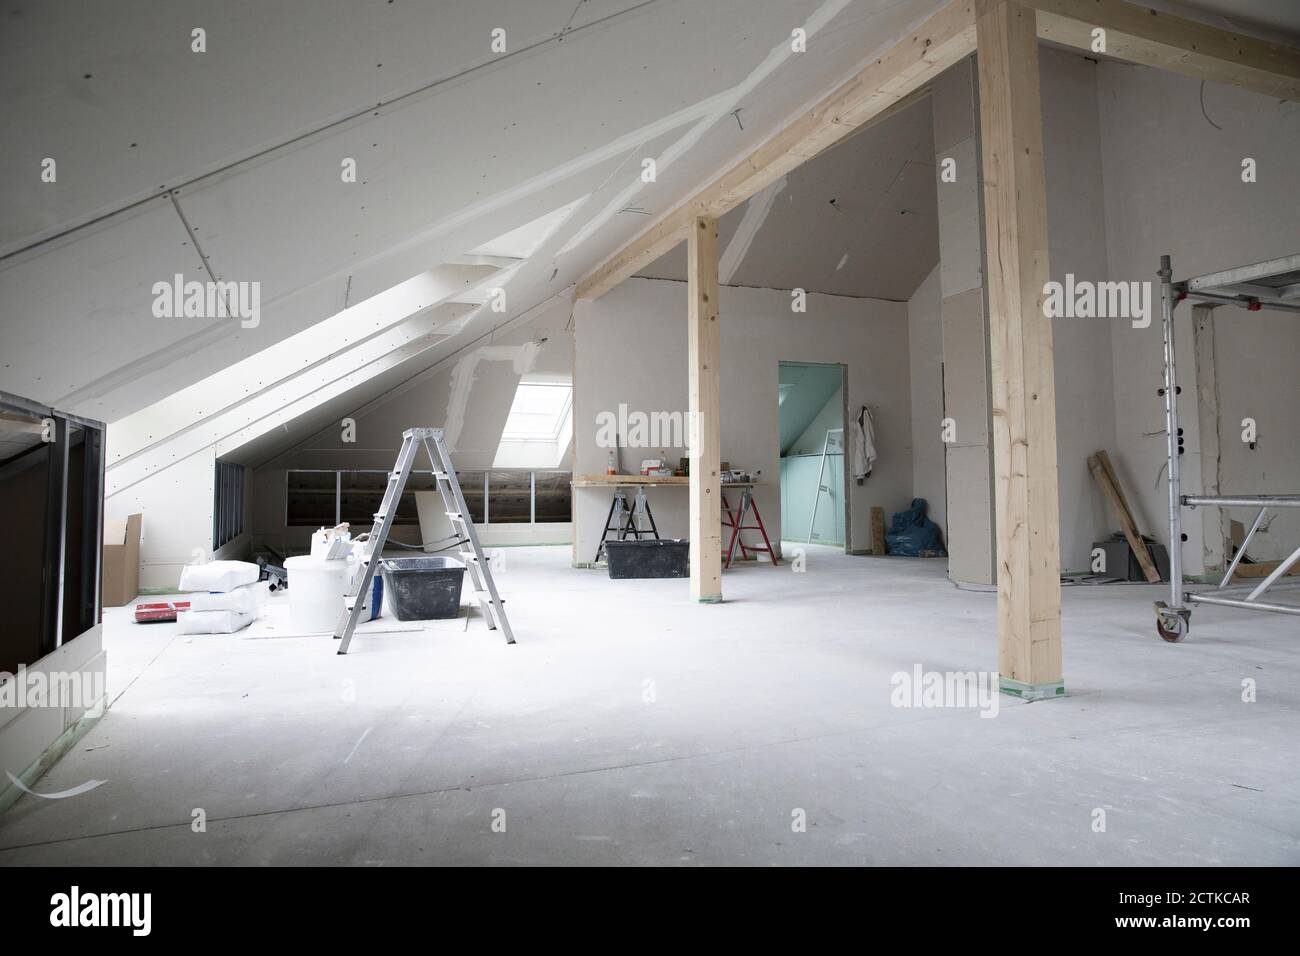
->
[688,216,722,602]
[976,0,1063,699]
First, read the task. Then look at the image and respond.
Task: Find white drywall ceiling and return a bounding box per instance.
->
[1,0,952,434]
[0,0,645,249]
[4,0,1295,471]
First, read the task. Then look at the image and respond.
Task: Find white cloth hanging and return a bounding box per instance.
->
[852,405,876,482]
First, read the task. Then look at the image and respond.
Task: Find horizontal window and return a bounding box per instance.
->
[286,469,569,528]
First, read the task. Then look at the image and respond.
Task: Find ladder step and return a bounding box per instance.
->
[472,590,503,603]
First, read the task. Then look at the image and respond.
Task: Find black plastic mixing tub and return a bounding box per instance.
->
[379,556,466,620]
[604,539,689,578]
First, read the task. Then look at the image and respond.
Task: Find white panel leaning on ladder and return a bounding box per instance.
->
[334,427,514,654]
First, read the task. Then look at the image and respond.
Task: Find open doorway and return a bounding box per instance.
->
[777,361,848,552]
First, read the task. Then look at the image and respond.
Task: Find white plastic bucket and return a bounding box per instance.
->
[284,555,351,633]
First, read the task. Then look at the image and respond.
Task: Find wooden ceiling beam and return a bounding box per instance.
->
[575,1,977,300]
[1031,0,1300,100]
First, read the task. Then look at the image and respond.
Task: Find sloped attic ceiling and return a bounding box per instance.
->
[636,94,939,299]
[0,0,953,436]
[9,0,1288,475]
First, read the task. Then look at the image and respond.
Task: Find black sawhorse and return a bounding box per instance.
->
[594,485,660,563]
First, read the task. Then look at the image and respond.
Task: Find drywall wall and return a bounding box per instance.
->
[930,56,994,586]
[104,447,216,591]
[103,444,256,592]
[249,297,575,556]
[572,277,912,565]
[0,624,105,814]
[1098,61,1300,571]
[921,50,1120,577]
[1039,48,1118,572]
[1195,307,1300,565]
[907,264,946,540]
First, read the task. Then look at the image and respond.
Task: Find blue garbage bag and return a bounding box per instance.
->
[885,498,946,557]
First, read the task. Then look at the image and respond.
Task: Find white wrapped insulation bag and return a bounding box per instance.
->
[187,581,270,614]
[177,609,255,635]
[179,560,261,593]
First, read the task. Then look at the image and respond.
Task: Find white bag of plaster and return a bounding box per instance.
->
[178,560,260,593]
[177,608,255,635]
[187,580,270,615]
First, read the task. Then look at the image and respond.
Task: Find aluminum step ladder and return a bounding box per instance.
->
[334,427,514,654]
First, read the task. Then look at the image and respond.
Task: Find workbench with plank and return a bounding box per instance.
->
[571,474,776,569]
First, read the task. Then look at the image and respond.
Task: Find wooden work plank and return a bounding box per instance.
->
[1031,0,1300,101]
[1094,449,1142,538]
[871,506,887,556]
[1230,559,1300,581]
[1095,450,1161,582]
[977,0,1063,695]
[573,474,688,486]
[571,475,755,488]
[575,1,977,300]
[688,216,722,602]
[1088,453,1160,583]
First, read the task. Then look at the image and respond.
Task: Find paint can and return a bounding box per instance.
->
[284,555,351,633]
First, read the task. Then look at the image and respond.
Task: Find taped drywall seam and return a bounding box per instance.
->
[557,0,852,257]
[719,176,786,285]
[0,0,670,264]
[442,340,543,452]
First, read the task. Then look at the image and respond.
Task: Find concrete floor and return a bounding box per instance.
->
[1,544,1297,866]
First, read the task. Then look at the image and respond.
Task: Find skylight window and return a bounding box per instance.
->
[500,381,572,443]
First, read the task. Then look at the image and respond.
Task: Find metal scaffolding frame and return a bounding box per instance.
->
[1154,253,1300,641]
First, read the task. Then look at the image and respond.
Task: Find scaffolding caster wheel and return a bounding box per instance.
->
[1154,602,1191,643]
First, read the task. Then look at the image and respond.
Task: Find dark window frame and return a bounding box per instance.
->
[285,467,571,528]
[213,459,246,551]
[0,390,105,662]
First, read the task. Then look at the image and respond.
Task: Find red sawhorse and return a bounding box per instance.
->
[721,486,779,569]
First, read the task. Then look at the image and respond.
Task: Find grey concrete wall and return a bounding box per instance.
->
[573,277,913,565]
